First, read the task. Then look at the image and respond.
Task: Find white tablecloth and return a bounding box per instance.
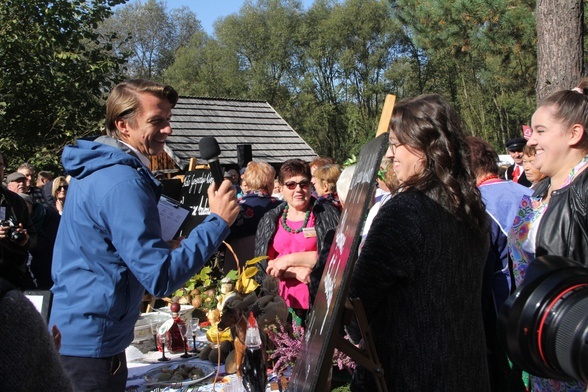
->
[125,341,279,392]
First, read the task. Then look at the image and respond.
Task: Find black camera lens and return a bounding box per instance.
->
[498,255,588,383]
[10,229,24,243]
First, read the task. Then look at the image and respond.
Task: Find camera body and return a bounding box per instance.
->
[498,255,588,384]
[0,218,25,243]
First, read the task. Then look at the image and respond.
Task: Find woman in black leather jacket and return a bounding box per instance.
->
[531,82,588,265]
[508,81,588,392]
[254,159,340,322]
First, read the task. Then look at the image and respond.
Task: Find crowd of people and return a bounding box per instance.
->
[1,77,588,392]
[0,158,66,290]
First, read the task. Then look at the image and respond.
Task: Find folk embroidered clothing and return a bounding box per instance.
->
[508,195,547,287]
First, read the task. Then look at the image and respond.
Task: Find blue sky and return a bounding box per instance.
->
[163,0,316,34]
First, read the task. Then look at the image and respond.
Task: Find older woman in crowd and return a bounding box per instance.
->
[522,144,548,190]
[312,163,342,211]
[254,159,340,323]
[223,161,282,272]
[349,94,490,391]
[336,164,355,207]
[508,81,588,392]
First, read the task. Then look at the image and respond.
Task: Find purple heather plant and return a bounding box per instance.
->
[265,318,355,377]
[333,337,357,372]
[265,318,304,376]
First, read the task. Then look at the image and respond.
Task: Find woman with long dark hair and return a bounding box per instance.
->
[349,94,490,391]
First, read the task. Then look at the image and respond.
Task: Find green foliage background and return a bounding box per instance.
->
[0,0,127,173]
[1,0,586,173]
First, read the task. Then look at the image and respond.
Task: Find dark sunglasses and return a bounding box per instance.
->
[283,180,311,190]
[57,185,68,191]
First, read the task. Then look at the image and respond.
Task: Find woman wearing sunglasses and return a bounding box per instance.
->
[254,159,340,323]
[51,176,69,215]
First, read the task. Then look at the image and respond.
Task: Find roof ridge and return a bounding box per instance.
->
[178,96,268,103]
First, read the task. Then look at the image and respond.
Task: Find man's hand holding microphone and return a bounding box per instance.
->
[200,136,240,227]
[208,179,239,227]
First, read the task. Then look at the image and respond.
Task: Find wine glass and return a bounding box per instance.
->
[189,317,200,353]
[178,322,191,358]
[158,332,170,362]
[149,320,159,352]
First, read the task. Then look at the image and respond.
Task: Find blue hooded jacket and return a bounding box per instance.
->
[50,137,229,357]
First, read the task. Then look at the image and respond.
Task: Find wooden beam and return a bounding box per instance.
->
[188,158,210,172]
[376,94,396,136]
[188,158,203,171]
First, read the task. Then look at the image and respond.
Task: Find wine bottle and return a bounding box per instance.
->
[168,315,187,354]
[241,312,267,392]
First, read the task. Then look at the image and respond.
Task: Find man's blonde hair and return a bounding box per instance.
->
[105,79,179,138]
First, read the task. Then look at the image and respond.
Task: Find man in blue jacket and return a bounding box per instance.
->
[49,79,240,391]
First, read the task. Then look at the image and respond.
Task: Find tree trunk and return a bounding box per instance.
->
[536,0,584,101]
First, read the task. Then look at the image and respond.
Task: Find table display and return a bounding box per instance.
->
[125,338,280,392]
[142,359,215,386]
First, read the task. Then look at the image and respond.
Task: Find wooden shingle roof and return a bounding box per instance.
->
[165,97,317,170]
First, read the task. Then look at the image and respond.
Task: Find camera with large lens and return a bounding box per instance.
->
[498,255,588,383]
[0,218,25,243]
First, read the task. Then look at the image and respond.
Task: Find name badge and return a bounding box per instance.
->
[302,227,316,238]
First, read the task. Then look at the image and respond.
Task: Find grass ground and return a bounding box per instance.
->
[331,386,351,392]
[330,367,352,391]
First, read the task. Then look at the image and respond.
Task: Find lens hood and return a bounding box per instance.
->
[498,255,588,382]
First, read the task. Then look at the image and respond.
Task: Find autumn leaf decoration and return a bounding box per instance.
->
[235,256,268,294]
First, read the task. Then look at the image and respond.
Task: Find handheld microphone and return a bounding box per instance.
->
[199,136,224,189]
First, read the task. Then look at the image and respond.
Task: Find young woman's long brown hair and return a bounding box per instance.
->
[390,94,487,240]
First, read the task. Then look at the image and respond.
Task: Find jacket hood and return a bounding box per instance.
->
[62,136,144,180]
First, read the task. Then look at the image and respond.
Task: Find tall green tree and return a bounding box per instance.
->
[101,0,201,79]
[163,0,544,162]
[0,0,126,171]
[394,0,537,148]
[165,31,248,97]
[292,0,405,161]
[214,0,305,107]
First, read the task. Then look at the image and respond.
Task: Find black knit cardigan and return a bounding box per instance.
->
[349,189,491,391]
[0,278,73,391]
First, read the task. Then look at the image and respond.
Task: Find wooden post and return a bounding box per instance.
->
[188,158,197,172]
[376,94,396,136]
[188,157,209,172]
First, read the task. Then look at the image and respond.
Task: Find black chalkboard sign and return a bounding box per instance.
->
[179,169,214,236]
[160,178,182,201]
[288,133,388,391]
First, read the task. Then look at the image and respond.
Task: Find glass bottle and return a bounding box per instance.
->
[166,309,187,354]
[241,312,267,392]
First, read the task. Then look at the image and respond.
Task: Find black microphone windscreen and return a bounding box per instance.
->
[199,137,221,160]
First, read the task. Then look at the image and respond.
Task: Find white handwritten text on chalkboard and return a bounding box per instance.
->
[179,169,214,236]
